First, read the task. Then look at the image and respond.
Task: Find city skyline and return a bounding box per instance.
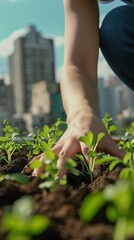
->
[0,0,126,83]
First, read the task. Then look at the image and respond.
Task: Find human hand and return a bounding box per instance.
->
[23,112,125,178]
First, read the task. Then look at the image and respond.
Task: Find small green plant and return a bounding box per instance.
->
[125,121,134,137]
[2,196,50,240]
[0,120,22,163]
[30,145,59,190]
[79,131,105,182]
[30,143,79,190]
[80,178,134,240]
[20,118,66,159]
[0,173,29,184]
[102,113,117,134]
[79,118,134,240]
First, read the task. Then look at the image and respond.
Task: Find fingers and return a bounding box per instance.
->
[56,139,80,179]
[32,145,63,177]
[32,154,46,177]
[101,135,125,159]
[22,153,43,174]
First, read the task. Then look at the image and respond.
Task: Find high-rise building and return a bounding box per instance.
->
[8,25,55,117]
[31,81,65,129]
[0,79,13,134]
[98,76,134,125]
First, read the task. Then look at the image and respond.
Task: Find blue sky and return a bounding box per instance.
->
[0,0,125,82]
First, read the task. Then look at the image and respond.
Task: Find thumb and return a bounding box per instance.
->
[101,136,125,159]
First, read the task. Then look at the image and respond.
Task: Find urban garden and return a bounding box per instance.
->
[0,114,134,240]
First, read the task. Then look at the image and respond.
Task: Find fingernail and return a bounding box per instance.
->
[22,165,31,173]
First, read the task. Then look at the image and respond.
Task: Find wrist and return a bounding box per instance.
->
[67,104,98,126]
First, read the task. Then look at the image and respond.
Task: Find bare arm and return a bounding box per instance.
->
[28,0,124,178]
[61,0,99,120]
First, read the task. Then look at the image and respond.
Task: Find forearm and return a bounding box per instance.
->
[61,0,99,123]
[61,66,98,124]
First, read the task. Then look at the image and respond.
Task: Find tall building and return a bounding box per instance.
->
[31,81,65,129]
[0,79,13,134]
[98,76,134,126]
[8,25,55,117]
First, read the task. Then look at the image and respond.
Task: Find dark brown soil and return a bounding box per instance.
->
[0,150,122,240]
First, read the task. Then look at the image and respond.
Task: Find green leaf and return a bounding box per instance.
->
[28,215,49,235]
[45,149,56,161]
[0,136,9,142]
[70,168,80,176]
[97,132,105,144]
[119,168,130,179]
[87,131,94,146]
[79,136,89,146]
[43,125,49,135]
[75,154,84,161]
[109,125,117,132]
[30,160,43,170]
[127,220,134,236]
[12,174,29,184]
[88,150,96,158]
[41,141,48,149]
[80,191,105,222]
[123,152,132,165]
[0,174,29,184]
[109,159,122,171]
[106,205,118,222]
[66,158,77,168]
[59,177,67,185]
[95,156,119,165]
[33,148,40,155]
[114,217,127,240]
[2,215,26,232]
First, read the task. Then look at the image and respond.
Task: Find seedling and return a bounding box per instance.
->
[0,173,29,184]
[2,196,50,240]
[0,120,22,163]
[19,118,66,159]
[102,113,117,134]
[79,131,105,181]
[80,178,134,240]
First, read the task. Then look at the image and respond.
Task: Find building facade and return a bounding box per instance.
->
[98,76,134,128]
[31,81,65,129]
[8,25,55,117]
[0,79,13,134]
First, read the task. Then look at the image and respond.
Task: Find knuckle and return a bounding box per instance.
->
[59,150,67,159]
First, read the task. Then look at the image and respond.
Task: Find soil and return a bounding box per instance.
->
[0,149,124,240]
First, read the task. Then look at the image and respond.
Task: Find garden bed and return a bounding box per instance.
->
[0,117,134,240]
[0,152,122,240]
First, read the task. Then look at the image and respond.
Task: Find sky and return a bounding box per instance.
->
[0,0,125,83]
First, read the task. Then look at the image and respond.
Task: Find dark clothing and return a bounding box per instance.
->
[100,4,134,90]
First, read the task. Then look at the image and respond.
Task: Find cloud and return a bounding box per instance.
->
[0,28,64,59]
[0,28,28,58]
[45,34,64,48]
